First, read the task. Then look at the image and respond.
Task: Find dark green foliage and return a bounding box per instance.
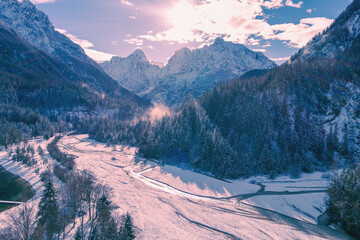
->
[327,164,360,238]
[37,145,44,156]
[89,193,137,240]
[74,226,83,240]
[40,169,51,183]
[96,195,112,230]
[0,105,55,147]
[37,179,60,239]
[47,136,75,170]
[120,213,136,240]
[53,164,68,183]
[93,195,120,240]
[137,102,237,178]
[133,42,357,179]
[0,19,150,148]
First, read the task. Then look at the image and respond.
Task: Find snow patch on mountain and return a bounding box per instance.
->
[101,38,276,105]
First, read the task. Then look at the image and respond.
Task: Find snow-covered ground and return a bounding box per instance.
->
[242,173,329,224]
[141,165,260,198]
[50,134,350,240]
[0,137,48,226]
[0,136,88,239]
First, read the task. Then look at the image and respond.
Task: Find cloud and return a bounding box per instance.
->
[252,48,267,52]
[307,8,316,14]
[285,0,303,8]
[84,49,115,63]
[270,56,290,64]
[129,16,137,20]
[271,56,290,61]
[56,28,115,63]
[120,0,133,6]
[111,40,119,45]
[29,0,55,4]
[261,0,302,9]
[262,0,284,9]
[124,38,144,46]
[264,17,334,48]
[262,41,272,47]
[134,0,331,49]
[56,28,94,49]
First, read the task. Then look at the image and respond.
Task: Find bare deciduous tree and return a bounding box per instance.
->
[6,203,37,240]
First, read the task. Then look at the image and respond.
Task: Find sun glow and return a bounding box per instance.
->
[167,0,199,30]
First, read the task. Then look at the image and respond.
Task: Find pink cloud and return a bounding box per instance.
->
[131,0,331,49]
[56,28,115,62]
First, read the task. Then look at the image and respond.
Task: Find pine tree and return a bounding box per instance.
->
[120,213,136,240]
[260,143,273,173]
[37,179,60,239]
[37,145,44,156]
[96,195,112,229]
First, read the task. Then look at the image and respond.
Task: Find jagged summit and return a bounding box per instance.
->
[129,49,148,62]
[101,38,276,105]
[101,49,161,96]
[213,37,226,45]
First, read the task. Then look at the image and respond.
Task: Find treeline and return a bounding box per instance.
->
[0,105,55,147]
[74,54,360,180]
[98,57,357,179]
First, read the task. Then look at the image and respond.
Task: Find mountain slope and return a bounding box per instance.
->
[0,19,119,112]
[101,49,161,96]
[137,0,360,178]
[101,38,276,106]
[292,0,360,61]
[0,0,148,108]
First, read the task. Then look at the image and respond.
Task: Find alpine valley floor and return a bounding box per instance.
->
[50,134,351,240]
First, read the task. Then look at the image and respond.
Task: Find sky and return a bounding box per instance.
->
[33,0,352,64]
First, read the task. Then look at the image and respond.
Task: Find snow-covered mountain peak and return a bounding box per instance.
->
[213,37,226,46]
[0,0,88,60]
[168,47,192,62]
[129,49,149,62]
[101,38,276,105]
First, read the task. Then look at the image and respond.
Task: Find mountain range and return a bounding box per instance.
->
[101,38,276,106]
[0,0,149,111]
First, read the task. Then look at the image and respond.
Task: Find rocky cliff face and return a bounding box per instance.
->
[101,38,276,106]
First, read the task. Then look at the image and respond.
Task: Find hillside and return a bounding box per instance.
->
[0,0,149,107]
[137,0,360,178]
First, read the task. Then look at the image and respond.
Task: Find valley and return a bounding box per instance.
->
[0,0,359,239]
[52,134,350,239]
